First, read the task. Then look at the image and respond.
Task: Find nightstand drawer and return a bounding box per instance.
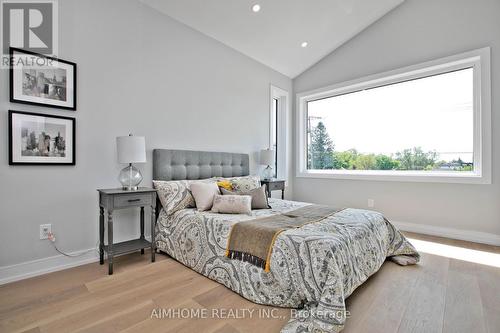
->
[113,193,152,208]
[267,181,284,191]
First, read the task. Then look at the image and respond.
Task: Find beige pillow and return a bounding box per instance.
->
[211,195,252,214]
[190,182,220,211]
[220,185,270,209]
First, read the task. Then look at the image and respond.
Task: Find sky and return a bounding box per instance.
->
[307,68,474,162]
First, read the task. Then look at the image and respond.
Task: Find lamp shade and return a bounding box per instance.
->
[260,149,275,166]
[116,135,146,164]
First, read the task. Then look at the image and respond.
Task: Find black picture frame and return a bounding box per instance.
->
[9,48,77,110]
[8,110,76,165]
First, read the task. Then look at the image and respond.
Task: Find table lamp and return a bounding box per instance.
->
[260,149,275,180]
[116,134,146,190]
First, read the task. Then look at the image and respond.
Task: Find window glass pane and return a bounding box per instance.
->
[307,68,474,172]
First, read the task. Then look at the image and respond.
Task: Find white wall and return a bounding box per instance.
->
[293,0,500,238]
[0,0,291,269]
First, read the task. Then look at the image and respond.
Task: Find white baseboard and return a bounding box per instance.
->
[393,221,500,246]
[0,236,153,285]
[0,248,99,285]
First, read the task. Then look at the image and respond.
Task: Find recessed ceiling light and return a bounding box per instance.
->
[252,4,261,12]
[301,42,308,48]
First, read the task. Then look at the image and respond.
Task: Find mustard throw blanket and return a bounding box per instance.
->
[225,205,340,272]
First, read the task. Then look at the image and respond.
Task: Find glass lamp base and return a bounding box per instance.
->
[261,165,274,180]
[118,164,143,191]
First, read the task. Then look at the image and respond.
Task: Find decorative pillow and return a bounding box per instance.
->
[216,180,233,191]
[191,182,220,211]
[213,175,261,192]
[220,185,270,209]
[153,180,195,215]
[230,175,261,192]
[211,195,252,214]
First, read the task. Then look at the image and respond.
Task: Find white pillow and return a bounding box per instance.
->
[211,194,252,214]
[190,182,220,211]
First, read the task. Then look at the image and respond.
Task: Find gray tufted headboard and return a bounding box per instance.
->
[152,149,250,220]
[153,149,250,181]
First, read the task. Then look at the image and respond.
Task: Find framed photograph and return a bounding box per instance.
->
[10,48,77,110]
[9,110,76,165]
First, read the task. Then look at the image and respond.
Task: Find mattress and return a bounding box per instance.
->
[155,198,419,333]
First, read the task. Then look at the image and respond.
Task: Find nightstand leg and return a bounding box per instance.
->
[281,189,284,200]
[151,206,156,262]
[107,210,114,275]
[140,206,145,254]
[264,184,271,198]
[99,207,104,264]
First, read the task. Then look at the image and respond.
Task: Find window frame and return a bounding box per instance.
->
[272,97,279,177]
[270,85,289,182]
[296,47,491,184]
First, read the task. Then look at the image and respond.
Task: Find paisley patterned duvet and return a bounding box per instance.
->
[155,198,419,332]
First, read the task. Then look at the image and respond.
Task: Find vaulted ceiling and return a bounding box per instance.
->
[140,0,404,78]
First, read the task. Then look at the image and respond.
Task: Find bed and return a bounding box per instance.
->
[153,149,419,333]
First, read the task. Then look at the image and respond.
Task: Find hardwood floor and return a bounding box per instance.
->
[0,233,498,333]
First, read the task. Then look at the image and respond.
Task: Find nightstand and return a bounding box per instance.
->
[97,187,157,275]
[260,179,285,199]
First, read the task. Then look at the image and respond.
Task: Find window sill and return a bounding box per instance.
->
[296,170,490,184]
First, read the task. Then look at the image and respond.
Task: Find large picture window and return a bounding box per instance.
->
[297,48,491,183]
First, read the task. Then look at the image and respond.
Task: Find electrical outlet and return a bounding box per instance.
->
[40,224,51,240]
[367,199,375,208]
